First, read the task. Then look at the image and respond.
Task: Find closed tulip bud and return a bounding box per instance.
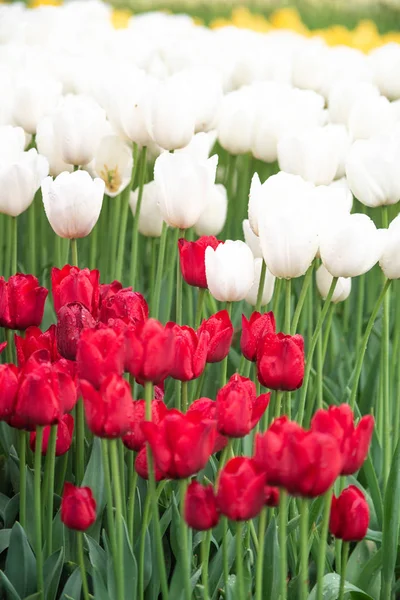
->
[0,126,25,163]
[311,404,374,475]
[56,303,96,361]
[175,66,222,133]
[125,319,175,385]
[245,259,276,307]
[154,151,217,229]
[348,95,396,140]
[29,413,74,457]
[316,265,351,304]
[165,323,209,381]
[42,171,104,240]
[0,274,48,330]
[257,333,304,391]
[36,116,74,176]
[216,374,270,438]
[194,184,227,237]
[122,399,167,452]
[51,265,100,317]
[320,213,384,278]
[328,81,379,125]
[187,398,228,453]
[0,364,19,421]
[265,486,280,507]
[185,481,220,530]
[52,95,107,166]
[99,289,148,326]
[91,135,133,198]
[179,236,223,289]
[135,446,165,481]
[346,136,400,208]
[243,219,263,258]
[129,182,164,238]
[77,326,125,389]
[217,88,256,155]
[61,483,96,531]
[111,70,152,147]
[0,149,49,217]
[380,214,400,279]
[80,374,133,438]
[197,310,233,363]
[241,311,276,362]
[369,43,400,100]
[15,325,59,367]
[330,486,369,541]
[216,457,266,521]
[141,409,217,479]
[13,74,62,135]
[205,240,255,302]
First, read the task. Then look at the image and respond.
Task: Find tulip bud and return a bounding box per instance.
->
[194,184,227,237]
[179,236,223,289]
[0,125,25,163]
[257,333,305,391]
[316,265,351,304]
[42,171,104,240]
[187,398,228,453]
[36,116,74,176]
[135,446,165,481]
[125,319,175,385]
[185,481,220,530]
[330,486,369,541]
[112,70,153,147]
[245,259,276,307]
[57,302,96,361]
[92,135,134,198]
[216,457,266,521]
[77,325,125,389]
[380,214,400,279]
[30,413,74,457]
[61,483,96,531]
[129,181,164,238]
[205,240,255,302]
[243,219,262,258]
[175,66,222,133]
[0,274,48,331]
[99,289,148,326]
[348,95,396,140]
[0,364,19,421]
[198,310,233,363]
[122,399,167,452]
[51,265,100,317]
[13,74,62,135]
[217,88,256,155]
[15,325,59,367]
[369,43,400,100]
[265,486,280,507]
[241,311,276,362]
[165,323,209,381]
[328,81,379,125]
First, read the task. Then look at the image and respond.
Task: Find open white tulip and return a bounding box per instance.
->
[316,264,351,303]
[91,135,133,198]
[243,218,263,259]
[154,151,217,230]
[195,183,227,236]
[129,181,164,238]
[380,214,400,279]
[245,258,276,306]
[205,240,255,302]
[13,74,62,135]
[41,170,104,239]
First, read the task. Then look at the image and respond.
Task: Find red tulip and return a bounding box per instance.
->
[187,398,228,453]
[77,326,125,389]
[15,325,59,367]
[29,413,74,456]
[178,236,223,289]
[122,400,167,452]
[198,310,233,363]
[135,447,166,481]
[0,274,48,330]
[257,332,305,391]
[56,302,96,361]
[185,481,220,530]
[265,486,280,507]
[0,341,6,355]
[61,482,96,531]
[216,457,266,521]
[216,374,270,438]
[80,374,133,438]
[311,404,374,475]
[51,265,99,316]
[0,364,19,421]
[99,289,148,326]
[330,486,369,541]
[99,280,124,308]
[241,311,275,362]
[125,319,175,385]
[165,323,209,381]
[141,409,217,479]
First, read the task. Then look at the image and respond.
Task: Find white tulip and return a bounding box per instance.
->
[154,151,217,230]
[243,219,263,258]
[174,67,223,133]
[0,149,49,217]
[52,95,107,166]
[245,258,275,306]
[345,136,400,208]
[348,95,396,140]
[0,125,26,163]
[278,127,340,185]
[313,183,353,232]
[217,87,256,155]
[91,135,133,198]
[316,264,351,303]
[205,240,255,302]
[113,72,153,147]
[13,74,62,135]
[380,215,400,279]
[369,43,400,100]
[41,170,104,239]
[328,81,380,125]
[323,124,352,180]
[195,183,227,236]
[36,116,74,176]
[320,213,383,277]
[129,181,164,238]
[176,131,217,162]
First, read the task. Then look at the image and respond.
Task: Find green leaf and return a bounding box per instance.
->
[86,534,107,582]
[209,528,236,598]
[44,547,64,600]
[0,571,21,600]
[4,495,20,528]
[362,453,383,527]
[23,594,42,599]
[0,529,12,554]
[122,519,138,600]
[59,568,82,600]
[263,517,280,600]
[308,573,374,599]
[381,435,400,596]
[0,493,10,520]
[5,522,36,598]
[82,439,106,541]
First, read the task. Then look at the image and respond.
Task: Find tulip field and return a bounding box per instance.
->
[2,1,400,599]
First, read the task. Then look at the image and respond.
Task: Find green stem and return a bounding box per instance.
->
[34,426,44,600]
[298,277,338,425]
[322,303,335,364]
[116,143,139,283]
[284,279,291,333]
[220,302,232,387]
[272,278,282,329]
[201,530,211,600]
[70,238,78,266]
[138,491,151,600]
[291,264,314,335]
[176,228,185,324]
[382,206,391,488]
[77,531,90,600]
[130,146,147,288]
[118,440,126,519]
[236,521,245,600]
[110,194,122,279]
[127,452,138,545]
[29,199,36,275]
[151,222,168,319]
[316,303,323,411]
[316,488,333,600]
[180,479,191,600]
[299,498,309,600]
[19,431,26,529]
[195,288,206,328]
[11,216,17,274]
[338,542,349,600]
[75,399,85,485]
[255,260,267,313]
[45,425,57,557]
[279,489,288,600]
[109,439,125,600]
[255,508,267,600]
[222,517,229,591]
[355,275,365,354]
[182,381,189,412]
[89,222,98,271]
[101,440,117,559]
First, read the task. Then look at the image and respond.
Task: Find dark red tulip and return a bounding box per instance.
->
[187,398,228,453]
[15,325,59,367]
[216,457,266,521]
[257,332,305,391]
[185,481,220,530]
[0,364,19,421]
[122,400,167,452]
[99,289,148,326]
[61,482,96,531]
[330,486,369,541]
[99,280,124,308]
[165,323,209,381]
[0,274,48,330]
[198,310,233,363]
[29,413,74,456]
[51,265,99,316]
[135,447,166,481]
[0,341,6,355]
[125,319,175,385]
[265,485,280,507]
[56,302,96,361]
[77,326,125,389]
[241,311,275,362]
[178,236,223,289]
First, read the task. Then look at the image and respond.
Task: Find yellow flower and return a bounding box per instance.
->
[111,8,131,29]
[269,7,309,35]
[350,20,381,52]
[231,6,270,32]
[313,25,352,47]
[28,0,62,6]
